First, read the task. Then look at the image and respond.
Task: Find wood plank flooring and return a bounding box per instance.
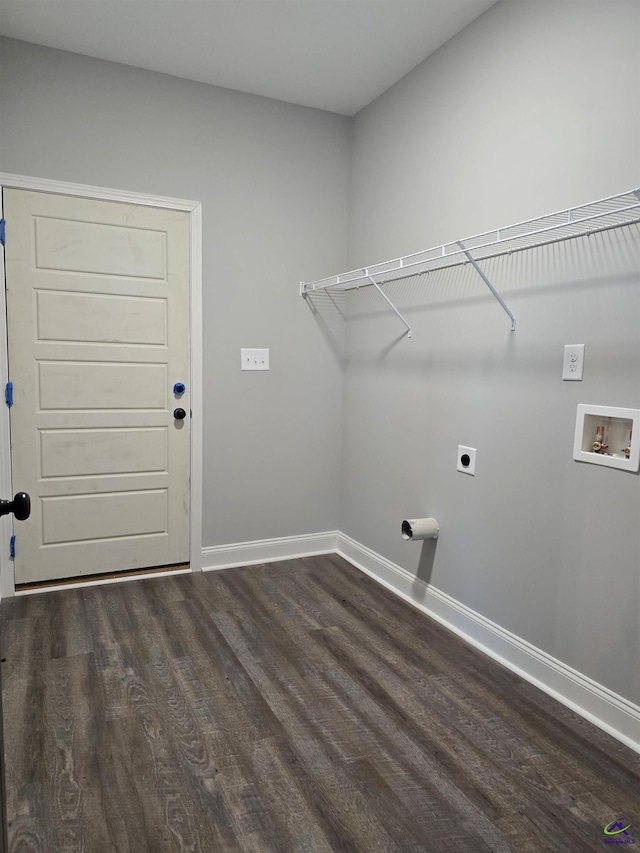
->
[1,554,638,852]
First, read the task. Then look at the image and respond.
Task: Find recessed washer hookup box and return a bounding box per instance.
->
[573,404,640,472]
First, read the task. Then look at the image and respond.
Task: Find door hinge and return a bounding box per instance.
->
[9,535,15,560]
[0,219,5,246]
[5,381,13,407]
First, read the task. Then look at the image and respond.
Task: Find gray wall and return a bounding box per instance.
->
[0,37,351,546]
[344,0,640,702]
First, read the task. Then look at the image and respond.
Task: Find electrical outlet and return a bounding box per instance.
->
[241,348,269,370]
[457,445,476,476]
[562,344,584,381]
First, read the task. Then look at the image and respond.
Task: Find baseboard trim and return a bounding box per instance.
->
[201,531,339,571]
[335,532,640,755]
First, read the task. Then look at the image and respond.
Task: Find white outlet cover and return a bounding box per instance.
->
[562,344,585,381]
[457,445,476,476]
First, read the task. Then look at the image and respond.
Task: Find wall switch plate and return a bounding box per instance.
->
[563,344,585,381]
[241,348,269,370]
[457,445,476,476]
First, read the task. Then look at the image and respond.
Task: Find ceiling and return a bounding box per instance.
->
[0,0,497,115]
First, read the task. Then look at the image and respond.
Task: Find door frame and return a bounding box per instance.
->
[0,173,203,597]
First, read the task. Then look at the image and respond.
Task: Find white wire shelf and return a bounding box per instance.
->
[300,188,640,338]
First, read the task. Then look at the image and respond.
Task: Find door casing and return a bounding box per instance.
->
[0,173,203,597]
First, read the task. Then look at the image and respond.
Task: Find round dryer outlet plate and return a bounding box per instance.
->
[457,445,476,476]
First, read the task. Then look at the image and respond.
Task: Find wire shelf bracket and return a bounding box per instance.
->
[366,274,412,338]
[300,188,640,338]
[456,241,516,332]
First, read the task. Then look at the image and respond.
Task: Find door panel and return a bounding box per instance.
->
[4,188,190,584]
[35,291,168,345]
[33,216,167,278]
[40,428,167,478]
[37,361,168,410]
[41,490,167,544]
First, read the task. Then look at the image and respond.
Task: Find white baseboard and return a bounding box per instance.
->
[198,529,639,754]
[335,532,640,755]
[201,531,339,571]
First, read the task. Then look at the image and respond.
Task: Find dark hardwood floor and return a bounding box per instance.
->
[1,555,638,851]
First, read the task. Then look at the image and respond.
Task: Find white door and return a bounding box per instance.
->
[3,188,190,584]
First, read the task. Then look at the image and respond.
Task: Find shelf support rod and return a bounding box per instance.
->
[366,274,412,338]
[456,241,516,331]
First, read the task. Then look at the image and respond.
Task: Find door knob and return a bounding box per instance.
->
[173,408,187,420]
[0,492,31,521]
